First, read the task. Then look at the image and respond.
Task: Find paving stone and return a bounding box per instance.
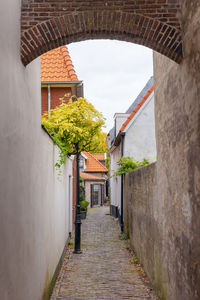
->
[51,206,157,300]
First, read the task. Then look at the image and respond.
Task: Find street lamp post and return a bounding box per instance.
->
[74,149,82,254]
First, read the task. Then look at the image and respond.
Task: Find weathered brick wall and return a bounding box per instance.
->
[21,0,181,31]
[124,1,200,299]
[153,1,200,299]
[124,163,160,295]
[20,0,182,65]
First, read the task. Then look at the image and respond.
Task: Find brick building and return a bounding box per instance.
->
[80,151,108,207]
[41,45,83,114]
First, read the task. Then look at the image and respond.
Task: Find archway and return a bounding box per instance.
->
[21,1,182,65]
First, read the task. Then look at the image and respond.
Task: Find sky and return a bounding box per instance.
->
[68,40,153,133]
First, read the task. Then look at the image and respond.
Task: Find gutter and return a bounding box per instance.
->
[42,81,84,106]
[108,131,122,153]
[108,143,116,154]
[114,131,122,147]
[41,80,83,85]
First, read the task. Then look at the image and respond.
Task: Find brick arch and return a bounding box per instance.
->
[21,10,182,66]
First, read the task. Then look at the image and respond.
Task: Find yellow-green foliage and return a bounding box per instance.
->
[90,131,108,153]
[42,97,106,167]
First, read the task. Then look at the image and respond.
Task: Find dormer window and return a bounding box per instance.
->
[79,158,84,169]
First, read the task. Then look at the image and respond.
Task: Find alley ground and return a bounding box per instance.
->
[51,207,157,300]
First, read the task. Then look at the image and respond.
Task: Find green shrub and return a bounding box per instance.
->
[113,157,149,177]
[80,200,89,211]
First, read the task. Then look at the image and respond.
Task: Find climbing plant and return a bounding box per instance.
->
[112,156,149,177]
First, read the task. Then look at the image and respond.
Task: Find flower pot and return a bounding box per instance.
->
[80,210,87,219]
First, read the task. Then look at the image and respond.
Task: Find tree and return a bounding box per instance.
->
[42,96,106,254]
[90,131,108,153]
[42,96,106,166]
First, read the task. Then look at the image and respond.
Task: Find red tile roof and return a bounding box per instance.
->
[80,172,105,181]
[41,46,78,82]
[120,85,154,132]
[83,151,108,173]
[92,153,105,161]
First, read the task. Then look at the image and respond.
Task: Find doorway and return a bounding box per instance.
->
[91,184,104,207]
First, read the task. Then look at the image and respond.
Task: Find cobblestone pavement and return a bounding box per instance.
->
[51,206,157,300]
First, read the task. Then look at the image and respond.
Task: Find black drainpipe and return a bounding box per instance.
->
[120,132,125,233]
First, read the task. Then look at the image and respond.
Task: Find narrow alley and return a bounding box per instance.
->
[51,207,156,300]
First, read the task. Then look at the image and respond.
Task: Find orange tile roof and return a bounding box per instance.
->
[83,151,108,173]
[120,85,154,132]
[41,46,78,82]
[92,153,105,161]
[80,172,105,181]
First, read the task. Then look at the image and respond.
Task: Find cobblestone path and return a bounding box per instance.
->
[51,206,157,300]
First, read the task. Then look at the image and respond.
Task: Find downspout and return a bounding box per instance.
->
[120,132,125,233]
[77,82,84,98]
[48,84,51,112]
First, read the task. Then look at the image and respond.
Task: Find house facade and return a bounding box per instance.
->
[41,46,83,114]
[80,151,108,207]
[108,77,157,221]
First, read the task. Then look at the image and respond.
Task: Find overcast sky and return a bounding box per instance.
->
[68,40,153,133]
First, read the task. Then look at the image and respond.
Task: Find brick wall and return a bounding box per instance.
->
[20,1,182,65]
[84,180,106,207]
[41,87,48,114]
[124,163,160,295]
[124,1,200,299]
[41,86,71,114]
[21,0,181,31]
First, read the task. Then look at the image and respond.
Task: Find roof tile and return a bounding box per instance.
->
[92,153,105,161]
[80,172,105,180]
[83,151,108,173]
[41,46,78,82]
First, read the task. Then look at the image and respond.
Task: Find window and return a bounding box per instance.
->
[79,158,84,168]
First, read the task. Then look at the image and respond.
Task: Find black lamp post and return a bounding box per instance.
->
[120,132,125,233]
[74,147,82,254]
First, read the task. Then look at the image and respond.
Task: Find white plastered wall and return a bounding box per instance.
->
[110,146,121,210]
[124,93,157,162]
[0,1,73,299]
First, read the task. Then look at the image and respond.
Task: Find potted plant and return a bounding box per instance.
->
[80,200,89,219]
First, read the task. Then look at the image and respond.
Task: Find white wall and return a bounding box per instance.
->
[110,146,121,209]
[114,113,130,137]
[124,93,157,162]
[109,93,156,214]
[0,1,72,299]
